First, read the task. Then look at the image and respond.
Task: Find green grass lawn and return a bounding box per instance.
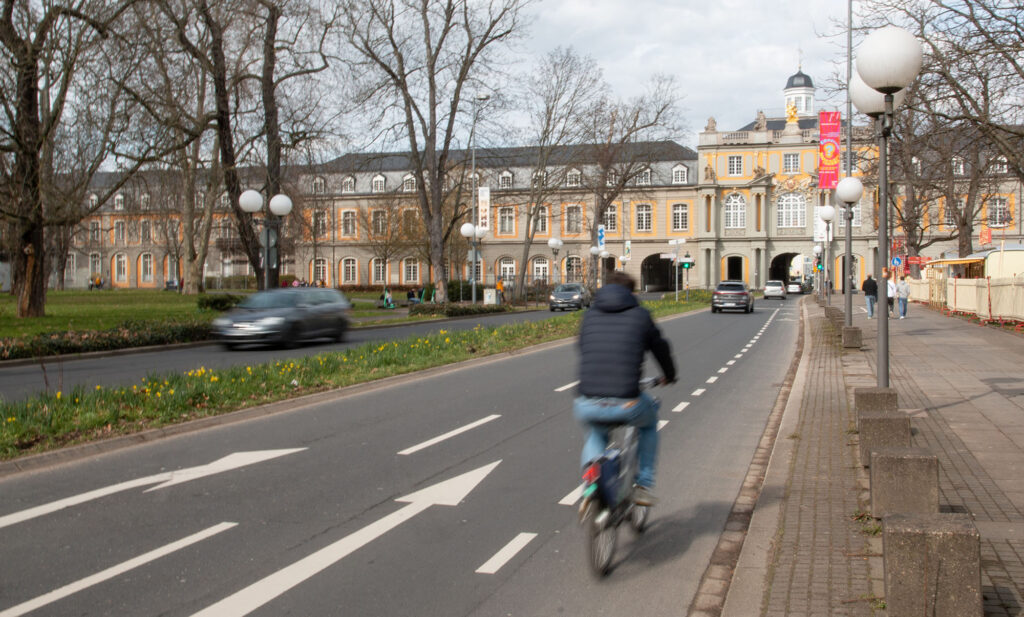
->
[0,290,219,339]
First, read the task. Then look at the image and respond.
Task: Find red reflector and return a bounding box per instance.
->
[582,464,601,484]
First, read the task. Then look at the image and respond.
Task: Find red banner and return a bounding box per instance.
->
[818,111,841,189]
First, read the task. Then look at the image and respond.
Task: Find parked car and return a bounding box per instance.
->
[764,280,787,300]
[711,281,755,313]
[211,287,351,349]
[786,280,803,294]
[549,283,592,311]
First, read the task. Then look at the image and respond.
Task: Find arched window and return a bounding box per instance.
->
[403,257,419,283]
[140,253,154,282]
[531,257,549,284]
[672,165,688,184]
[114,253,128,283]
[776,193,806,228]
[499,257,515,280]
[342,176,356,193]
[402,174,416,192]
[341,257,358,284]
[371,258,387,283]
[312,176,326,194]
[724,193,746,229]
[565,255,582,282]
[114,194,125,210]
[371,175,386,193]
[499,170,513,189]
[314,258,328,283]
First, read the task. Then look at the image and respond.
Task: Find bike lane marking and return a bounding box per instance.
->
[558,485,583,506]
[0,522,237,617]
[672,402,689,412]
[692,388,706,396]
[476,533,538,574]
[706,376,718,384]
[398,414,501,455]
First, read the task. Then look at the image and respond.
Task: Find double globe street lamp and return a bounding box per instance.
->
[836,176,865,327]
[239,190,293,290]
[460,222,486,303]
[547,237,563,285]
[850,25,922,388]
[819,204,835,306]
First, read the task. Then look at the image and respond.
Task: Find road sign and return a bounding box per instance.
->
[891,256,902,267]
[597,224,605,249]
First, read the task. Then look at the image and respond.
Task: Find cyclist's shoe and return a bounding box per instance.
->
[632,485,657,506]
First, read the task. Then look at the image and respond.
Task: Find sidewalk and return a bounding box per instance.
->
[720,294,1024,616]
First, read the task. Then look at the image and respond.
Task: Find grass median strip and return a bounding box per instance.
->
[0,297,707,461]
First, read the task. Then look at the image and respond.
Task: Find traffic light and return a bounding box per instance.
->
[815,259,823,271]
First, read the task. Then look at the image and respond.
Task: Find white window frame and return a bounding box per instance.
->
[783,153,800,174]
[565,205,582,234]
[89,194,98,208]
[671,203,689,231]
[141,253,154,283]
[499,171,513,189]
[728,155,743,176]
[498,206,515,234]
[533,206,548,234]
[371,210,387,235]
[90,221,101,243]
[114,221,126,244]
[65,253,76,283]
[372,258,387,283]
[114,253,127,283]
[672,165,688,184]
[723,193,746,229]
[635,168,651,186]
[499,257,515,280]
[89,252,101,275]
[314,257,328,283]
[602,205,617,232]
[403,174,416,192]
[565,256,582,282]
[944,199,961,227]
[141,193,151,210]
[403,257,419,283]
[140,220,151,242]
[532,257,549,284]
[566,169,581,188]
[114,194,125,211]
[776,193,806,228]
[371,175,386,193]
[992,157,1008,174]
[342,257,358,284]
[988,196,1010,227]
[952,157,965,176]
[606,171,619,187]
[532,170,547,188]
[342,177,355,193]
[341,211,357,236]
[312,176,326,194]
[313,211,328,238]
[635,204,653,232]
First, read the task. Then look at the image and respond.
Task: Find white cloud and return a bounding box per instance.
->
[523,0,851,147]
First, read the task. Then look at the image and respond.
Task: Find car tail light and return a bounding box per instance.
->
[582,462,601,484]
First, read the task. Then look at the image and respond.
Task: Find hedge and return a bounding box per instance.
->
[0,319,213,361]
[408,303,512,317]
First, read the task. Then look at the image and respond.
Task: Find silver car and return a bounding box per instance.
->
[764,280,787,300]
[786,281,803,294]
[212,288,351,349]
[549,283,592,311]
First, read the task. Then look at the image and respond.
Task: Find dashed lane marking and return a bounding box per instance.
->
[476,533,537,574]
[672,402,690,412]
[554,381,578,392]
[398,414,501,455]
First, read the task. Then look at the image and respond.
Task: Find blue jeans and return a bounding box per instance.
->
[898,297,908,317]
[574,392,660,488]
[865,295,877,317]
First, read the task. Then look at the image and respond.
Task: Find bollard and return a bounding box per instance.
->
[842,326,862,348]
[870,447,938,518]
[858,411,910,467]
[883,513,981,617]
[854,387,898,416]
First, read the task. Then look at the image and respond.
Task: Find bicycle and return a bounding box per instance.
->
[578,377,661,576]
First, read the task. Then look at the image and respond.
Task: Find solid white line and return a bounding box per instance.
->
[692,388,706,397]
[672,401,690,412]
[657,420,669,431]
[476,533,537,574]
[0,523,237,617]
[559,484,584,506]
[718,367,729,374]
[554,381,579,392]
[706,376,718,384]
[398,414,501,455]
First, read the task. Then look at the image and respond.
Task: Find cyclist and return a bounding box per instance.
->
[574,270,676,506]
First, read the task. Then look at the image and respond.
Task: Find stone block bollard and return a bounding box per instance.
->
[842,326,862,348]
[883,513,982,617]
[855,387,898,415]
[858,411,911,467]
[870,447,939,518]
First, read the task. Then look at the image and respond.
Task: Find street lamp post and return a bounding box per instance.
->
[239,190,293,290]
[599,250,609,287]
[852,25,922,388]
[460,222,486,303]
[836,177,864,327]
[589,245,600,290]
[463,93,490,305]
[813,244,822,301]
[820,205,835,306]
[668,238,686,301]
[547,237,563,285]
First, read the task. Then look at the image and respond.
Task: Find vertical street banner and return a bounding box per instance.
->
[477,187,490,231]
[818,111,841,189]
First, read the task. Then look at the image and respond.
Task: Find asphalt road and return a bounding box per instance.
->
[0,296,802,616]
[0,310,557,403]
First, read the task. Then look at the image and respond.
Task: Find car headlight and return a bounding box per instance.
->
[257,316,286,327]
[572,294,580,300]
[549,295,555,301]
[212,317,229,328]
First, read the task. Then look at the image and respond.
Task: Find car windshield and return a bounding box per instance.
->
[554,285,582,293]
[717,283,746,292]
[766,281,783,287]
[238,290,299,310]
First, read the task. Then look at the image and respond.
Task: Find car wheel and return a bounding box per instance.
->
[334,320,347,342]
[221,342,238,351]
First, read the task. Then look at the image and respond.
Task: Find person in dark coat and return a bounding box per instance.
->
[574,271,676,506]
[861,274,878,319]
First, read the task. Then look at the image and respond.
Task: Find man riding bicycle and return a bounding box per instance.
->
[574,271,676,506]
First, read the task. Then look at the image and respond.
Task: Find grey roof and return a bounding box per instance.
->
[321,140,697,174]
[786,70,814,89]
[736,117,820,132]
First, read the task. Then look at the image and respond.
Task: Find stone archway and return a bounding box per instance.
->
[641,254,674,292]
[769,252,802,283]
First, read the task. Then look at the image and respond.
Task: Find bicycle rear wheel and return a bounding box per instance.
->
[583,503,616,577]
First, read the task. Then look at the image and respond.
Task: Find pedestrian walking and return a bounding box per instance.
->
[897,275,911,319]
[884,271,896,317]
[861,274,877,318]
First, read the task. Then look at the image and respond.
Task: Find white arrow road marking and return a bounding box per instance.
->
[672,402,690,412]
[0,522,236,617]
[192,461,501,617]
[559,484,584,506]
[476,533,537,574]
[0,449,305,531]
[554,381,579,392]
[398,414,501,455]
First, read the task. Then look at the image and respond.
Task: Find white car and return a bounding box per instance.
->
[764,280,787,300]
[786,281,803,294]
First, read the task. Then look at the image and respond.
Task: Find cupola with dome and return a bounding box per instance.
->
[784,68,816,117]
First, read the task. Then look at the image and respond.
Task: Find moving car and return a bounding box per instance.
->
[711,281,755,313]
[212,287,351,349]
[786,281,803,294]
[549,283,592,311]
[764,280,787,300]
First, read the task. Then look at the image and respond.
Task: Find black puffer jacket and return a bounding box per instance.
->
[577,284,676,398]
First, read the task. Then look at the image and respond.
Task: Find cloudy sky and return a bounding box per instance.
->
[523,0,854,148]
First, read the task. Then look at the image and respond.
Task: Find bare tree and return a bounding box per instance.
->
[358,191,417,292]
[338,0,530,303]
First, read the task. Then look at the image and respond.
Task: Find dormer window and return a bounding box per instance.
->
[672,165,688,184]
[499,171,513,190]
[606,171,619,187]
[114,194,125,211]
[952,157,965,176]
[532,170,547,188]
[342,176,355,193]
[140,193,151,210]
[371,175,386,193]
[312,176,326,194]
[635,169,651,186]
[911,156,922,176]
[992,156,1008,174]
[566,169,581,188]
[219,193,231,209]
[403,174,416,192]
[89,194,98,208]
